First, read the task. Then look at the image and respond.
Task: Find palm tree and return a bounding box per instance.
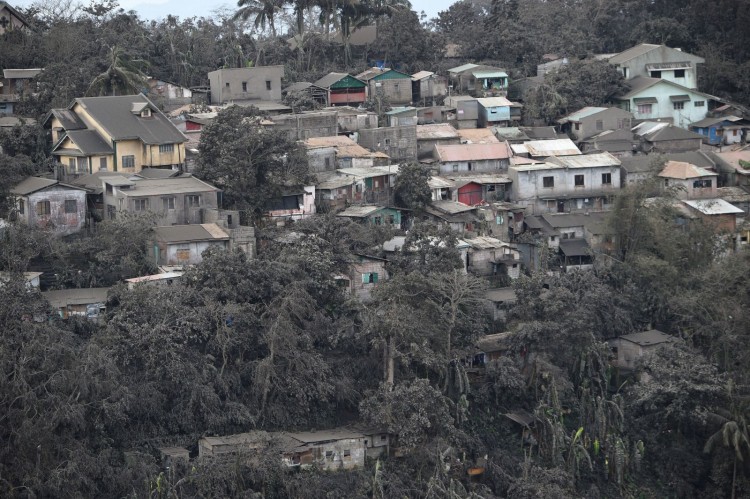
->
[233,0,284,37]
[86,46,147,97]
[704,404,750,499]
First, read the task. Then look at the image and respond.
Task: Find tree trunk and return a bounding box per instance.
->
[385,335,395,388]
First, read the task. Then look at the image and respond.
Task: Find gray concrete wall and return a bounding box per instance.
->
[358,126,417,163]
[19,187,86,235]
[208,66,284,104]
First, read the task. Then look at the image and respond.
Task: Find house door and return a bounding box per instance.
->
[557,200,565,213]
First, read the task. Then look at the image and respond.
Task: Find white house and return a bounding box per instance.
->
[606,44,705,90]
[508,152,621,214]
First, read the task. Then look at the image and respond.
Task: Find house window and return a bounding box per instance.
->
[543,176,554,188]
[134,199,149,212]
[394,83,399,91]
[36,201,51,216]
[636,104,652,115]
[650,70,662,78]
[68,158,75,172]
[695,101,705,107]
[18,199,24,214]
[373,216,382,225]
[122,155,135,168]
[324,157,331,168]
[225,82,230,88]
[595,120,603,131]
[242,81,247,92]
[265,80,272,91]
[563,232,575,239]
[574,175,585,186]
[467,162,473,171]
[674,101,684,110]
[452,164,459,172]
[141,108,151,118]
[380,435,387,441]
[99,157,107,171]
[77,157,87,173]
[343,449,351,457]
[64,200,77,213]
[162,196,175,210]
[362,272,379,284]
[186,195,201,207]
[384,138,391,146]
[693,179,712,188]
[621,67,629,78]
[159,144,174,153]
[574,123,580,131]
[602,173,612,185]
[674,69,685,78]
[550,235,556,242]
[325,451,334,460]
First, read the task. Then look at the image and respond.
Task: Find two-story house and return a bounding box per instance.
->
[606,44,704,89]
[1,68,42,116]
[101,175,220,224]
[355,68,413,106]
[658,160,718,199]
[557,106,634,141]
[434,143,512,174]
[46,95,188,176]
[208,66,284,105]
[508,152,621,214]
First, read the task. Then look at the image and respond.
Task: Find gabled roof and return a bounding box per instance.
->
[690,116,745,128]
[457,128,500,144]
[112,176,219,197]
[558,238,591,257]
[0,1,29,27]
[283,81,324,93]
[608,44,704,65]
[154,223,229,243]
[411,70,435,81]
[557,106,621,124]
[42,287,110,307]
[72,95,187,145]
[417,123,460,140]
[430,199,475,215]
[11,176,86,196]
[435,143,510,162]
[53,129,114,156]
[355,68,411,81]
[617,76,717,101]
[448,63,480,74]
[658,160,715,179]
[337,205,388,218]
[634,122,705,142]
[546,152,621,169]
[47,108,86,131]
[523,138,581,157]
[313,72,365,89]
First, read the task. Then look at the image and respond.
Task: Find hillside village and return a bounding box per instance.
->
[2,0,750,497]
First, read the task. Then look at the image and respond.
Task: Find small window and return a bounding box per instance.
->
[595,120,603,131]
[452,164,459,172]
[18,199,24,214]
[650,70,662,78]
[186,195,201,207]
[225,82,230,88]
[673,101,684,110]
[325,451,334,460]
[134,199,149,212]
[68,158,75,172]
[122,155,135,168]
[574,123,580,131]
[99,157,107,170]
[324,157,331,168]
[343,449,351,457]
[64,200,77,213]
[141,108,151,118]
[162,197,175,210]
[575,175,584,186]
[467,162,472,171]
[242,81,247,92]
[77,157,87,173]
[550,235,556,242]
[159,144,174,153]
[602,173,612,185]
[384,138,391,146]
[36,201,51,216]
[637,104,652,115]
[674,69,685,78]
[380,435,387,441]
[694,101,705,107]
[693,179,712,188]
[543,176,554,188]
[362,272,379,284]
[265,80,272,91]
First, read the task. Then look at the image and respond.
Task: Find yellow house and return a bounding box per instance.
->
[46,95,188,176]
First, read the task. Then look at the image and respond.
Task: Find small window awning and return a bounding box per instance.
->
[646,62,691,71]
[669,95,691,102]
[633,97,657,104]
[472,71,508,79]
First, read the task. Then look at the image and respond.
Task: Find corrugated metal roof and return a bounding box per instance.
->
[683,198,744,215]
[558,238,591,257]
[463,236,509,249]
[658,160,715,179]
[431,200,475,214]
[305,135,388,158]
[59,129,113,155]
[11,176,59,195]
[546,152,620,168]
[74,95,187,145]
[42,287,110,307]
[116,176,219,196]
[444,173,511,184]
[557,106,609,124]
[314,72,365,89]
[608,43,661,64]
[337,205,385,217]
[524,138,581,157]
[3,68,42,79]
[417,123,460,140]
[542,212,608,229]
[448,63,480,74]
[154,223,229,243]
[645,61,692,71]
[617,329,676,346]
[411,70,434,81]
[457,128,500,144]
[472,70,508,79]
[428,176,454,189]
[435,143,510,162]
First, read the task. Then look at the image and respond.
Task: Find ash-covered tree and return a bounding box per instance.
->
[195,105,313,224]
[393,162,431,211]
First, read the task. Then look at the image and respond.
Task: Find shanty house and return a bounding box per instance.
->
[358,126,417,164]
[632,122,705,153]
[314,73,367,107]
[11,177,87,235]
[464,236,522,280]
[356,68,412,105]
[512,139,581,160]
[304,135,389,169]
[558,106,633,141]
[340,254,389,301]
[681,198,743,233]
[152,223,230,266]
[282,81,328,107]
[579,128,638,157]
[690,116,747,146]
[411,71,448,105]
[423,200,479,235]
[608,329,677,370]
[208,66,284,105]
[477,97,521,127]
[337,205,401,227]
[445,95,479,129]
[658,160,717,199]
[445,174,512,205]
[417,123,460,160]
[1,68,42,116]
[282,429,368,470]
[42,287,110,320]
[448,64,509,96]
[434,143,511,174]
